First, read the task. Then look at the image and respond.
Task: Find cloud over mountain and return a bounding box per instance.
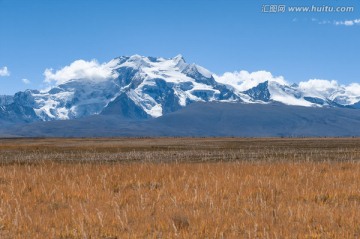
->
[43,59,119,85]
[214,70,287,91]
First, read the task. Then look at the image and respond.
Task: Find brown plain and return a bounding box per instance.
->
[0,138,360,238]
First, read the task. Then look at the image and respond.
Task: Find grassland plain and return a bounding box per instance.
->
[0,138,360,238]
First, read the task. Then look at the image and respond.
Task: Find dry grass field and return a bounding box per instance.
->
[1,138,360,238]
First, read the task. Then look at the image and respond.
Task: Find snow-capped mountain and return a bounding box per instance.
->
[214,72,360,108]
[1,54,360,123]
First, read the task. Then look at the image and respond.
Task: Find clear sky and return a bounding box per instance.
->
[0,0,359,94]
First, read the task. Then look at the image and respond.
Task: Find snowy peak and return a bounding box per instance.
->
[244,81,271,102]
[19,55,226,120]
[172,54,186,66]
[215,70,360,108]
[1,54,360,123]
[107,55,235,117]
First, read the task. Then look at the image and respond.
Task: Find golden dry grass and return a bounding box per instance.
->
[0,138,360,238]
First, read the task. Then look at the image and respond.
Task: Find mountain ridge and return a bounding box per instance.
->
[1,54,360,124]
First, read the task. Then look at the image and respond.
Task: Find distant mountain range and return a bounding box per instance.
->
[1,55,360,137]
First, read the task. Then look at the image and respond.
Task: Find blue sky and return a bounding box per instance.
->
[0,0,359,94]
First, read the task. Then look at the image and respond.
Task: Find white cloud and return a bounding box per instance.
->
[299,79,339,91]
[0,66,10,77]
[22,78,31,84]
[334,19,360,26]
[44,59,120,85]
[298,79,339,97]
[345,83,360,95]
[214,70,287,91]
